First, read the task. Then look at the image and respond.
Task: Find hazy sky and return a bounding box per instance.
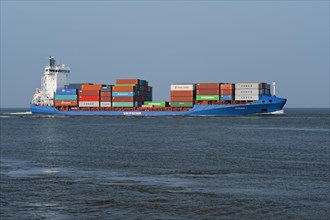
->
[1,1,329,108]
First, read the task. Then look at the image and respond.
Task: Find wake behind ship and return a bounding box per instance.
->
[31,57,286,116]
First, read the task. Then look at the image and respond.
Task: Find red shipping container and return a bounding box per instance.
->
[116,79,140,84]
[196,89,219,95]
[220,83,234,90]
[112,86,136,92]
[54,100,77,107]
[112,96,135,102]
[170,96,194,102]
[221,89,234,95]
[170,91,194,97]
[81,84,102,90]
[101,96,112,102]
[79,95,100,101]
[100,91,112,96]
[79,90,100,96]
[196,83,219,90]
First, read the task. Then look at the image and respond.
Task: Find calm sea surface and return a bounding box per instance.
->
[1,108,329,219]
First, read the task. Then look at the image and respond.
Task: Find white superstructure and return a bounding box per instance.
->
[32,56,70,105]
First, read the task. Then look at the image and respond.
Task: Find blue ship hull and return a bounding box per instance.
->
[31,95,286,116]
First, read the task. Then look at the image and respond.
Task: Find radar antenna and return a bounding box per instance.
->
[49,56,56,67]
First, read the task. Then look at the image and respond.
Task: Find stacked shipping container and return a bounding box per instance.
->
[100,85,112,107]
[112,79,152,107]
[79,84,101,107]
[220,83,235,100]
[196,83,220,101]
[235,82,270,101]
[54,89,78,106]
[53,80,271,109]
[170,84,195,107]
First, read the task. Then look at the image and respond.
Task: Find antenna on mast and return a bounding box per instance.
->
[49,56,56,67]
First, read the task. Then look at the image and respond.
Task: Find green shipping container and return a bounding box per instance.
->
[55,94,78,100]
[196,95,219,101]
[170,102,194,107]
[112,102,136,107]
[144,101,168,107]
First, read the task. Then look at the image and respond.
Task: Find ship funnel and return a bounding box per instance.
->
[272,81,276,96]
[49,56,56,67]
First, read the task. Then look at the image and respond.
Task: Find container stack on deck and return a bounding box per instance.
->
[220,83,235,100]
[54,89,78,107]
[112,79,152,107]
[170,84,195,107]
[79,84,101,107]
[100,85,112,107]
[52,80,272,109]
[196,83,220,101]
[235,82,270,101]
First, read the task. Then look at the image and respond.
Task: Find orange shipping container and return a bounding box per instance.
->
[81,84,102,90]
[79,95,100,101]
[100,91,112,96]
[196,83,219,90]
[220,83,234,90]
[54,100,77,107]
[116,79,140,84]
[112,96,135,102]
[79,90,100,96]
[112,86,136,92]
[221,89,234,95]
[170,91,194,97]
[196,89,219,95]
[170,96,194,102]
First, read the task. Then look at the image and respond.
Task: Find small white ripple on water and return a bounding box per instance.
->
[6,167,60,177]
[8,111,32,115]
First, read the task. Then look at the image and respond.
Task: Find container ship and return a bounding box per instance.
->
[31,57,286,116]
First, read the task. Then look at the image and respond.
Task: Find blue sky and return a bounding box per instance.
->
[1,1,329,108]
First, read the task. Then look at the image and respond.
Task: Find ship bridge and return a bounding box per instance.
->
[32,56,70,105]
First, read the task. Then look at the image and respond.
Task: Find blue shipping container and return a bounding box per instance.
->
[101,85,112,92]
[56,89,77,95]
[112,92,136,97]
[65,84,84,90]
[55,94,78,100]
[221,95,233,100]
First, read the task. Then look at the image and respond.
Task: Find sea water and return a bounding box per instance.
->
[0,108,329,219]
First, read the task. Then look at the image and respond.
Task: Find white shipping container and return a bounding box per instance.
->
[100,102,112,107]
[170,84,195,91]
[235,82,267,89]
[79,101,100,107]
[235,89,262,95]
[235,95,260,101]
